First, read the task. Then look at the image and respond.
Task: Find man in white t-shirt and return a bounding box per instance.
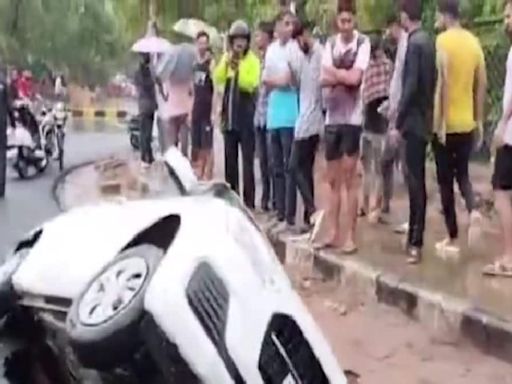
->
[318,3,370,253]
[485,0,512,277]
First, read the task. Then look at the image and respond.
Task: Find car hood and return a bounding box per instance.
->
[11,198,203,300]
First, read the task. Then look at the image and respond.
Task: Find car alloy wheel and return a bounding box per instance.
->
[78,257,148,326]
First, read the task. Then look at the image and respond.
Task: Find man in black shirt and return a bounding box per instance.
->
[394,0,436,263]
[134,53,157,168]
[0,65,7,199]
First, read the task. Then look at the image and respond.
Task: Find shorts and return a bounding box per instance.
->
[324,124,362,161]
[191,118,213,150]
[492,145,512,191]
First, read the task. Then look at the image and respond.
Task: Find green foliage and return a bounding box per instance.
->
[0,0,125,86]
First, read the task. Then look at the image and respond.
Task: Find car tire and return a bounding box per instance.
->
[66,244,163,371]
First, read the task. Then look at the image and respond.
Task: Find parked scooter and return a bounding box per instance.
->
[6,99,49,179]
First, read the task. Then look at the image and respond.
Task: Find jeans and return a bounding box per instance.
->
[382,136,408,212]
[224,127,256,209]
[270,128,296,224]
[405,133,427,248]
[290,135,319,225]
[433,132,475,239]
[140,112,154,164]
[256,126,274,210]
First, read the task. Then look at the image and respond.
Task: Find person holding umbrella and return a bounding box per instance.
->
[213,20,260,209]
[0,64,7,199]
[134,53,157,168]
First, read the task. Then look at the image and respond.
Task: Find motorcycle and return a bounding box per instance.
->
[6,99,49,179]
[41,102,67,171]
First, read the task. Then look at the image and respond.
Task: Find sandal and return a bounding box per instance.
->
[342,241,358,255]
[482,260,512,277]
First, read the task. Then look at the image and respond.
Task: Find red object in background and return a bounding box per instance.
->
[15,75,34,100]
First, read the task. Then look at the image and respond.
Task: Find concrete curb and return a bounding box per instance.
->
[267,228,512,364]
[71,109,129,121]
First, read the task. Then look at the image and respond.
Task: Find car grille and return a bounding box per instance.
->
[186,262,245,384]
[258,314,329,384]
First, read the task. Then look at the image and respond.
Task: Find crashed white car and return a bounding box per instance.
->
[0,149,347,383]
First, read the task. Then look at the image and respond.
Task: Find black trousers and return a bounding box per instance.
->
[405,133,427,248]
[270,128,296,224]
[140,112,154,164]
[256,126,274,211]
[433,132,475,239]
[290,135,319,225]
[224,128,256,209]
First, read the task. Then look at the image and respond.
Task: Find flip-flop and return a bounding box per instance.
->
[342,245,358,255]
[482,261,512,277]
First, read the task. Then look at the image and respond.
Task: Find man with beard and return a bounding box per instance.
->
[319,1,370,253]
[213,20,260,209]
[395,0,436,263]
[254,21,275,212]
[289,19,323,232]
[191,31,215,180]
[484,0,512,277]
[433,0,487,255]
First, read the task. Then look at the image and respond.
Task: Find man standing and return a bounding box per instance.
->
[254,21,275,212]
[134,53,157,168]
[433,0,487,254]
[319,2,370,253]
[396,0,436,263]
[264,10,299,229]
[290,19,323,231]
[0,65,7,199]
[361,35,393,223]
[191,32,215,180]
[213,20,260,209]
[484,0,512,277]
[383,15,409,228]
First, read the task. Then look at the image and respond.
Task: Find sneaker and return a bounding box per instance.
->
[406,247,422,264]
[435,238,460,258]
[394,222,409,234]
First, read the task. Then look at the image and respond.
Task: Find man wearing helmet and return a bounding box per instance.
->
[213,20,261,209]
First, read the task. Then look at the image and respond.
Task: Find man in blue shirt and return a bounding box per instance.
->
[263,10,299,228]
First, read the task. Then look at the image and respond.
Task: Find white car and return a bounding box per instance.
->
[0,149,347,383]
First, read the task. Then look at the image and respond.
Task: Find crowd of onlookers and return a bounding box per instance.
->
[134,0,512,277]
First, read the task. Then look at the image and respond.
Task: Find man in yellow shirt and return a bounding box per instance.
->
[433,0,487,254]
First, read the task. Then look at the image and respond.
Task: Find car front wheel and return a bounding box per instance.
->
[66,244,163,371]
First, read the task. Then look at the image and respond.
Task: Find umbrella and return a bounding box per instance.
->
[173,18,221,46]
[131,36,173,54]
[131,20,173,54]
[154,43,196,83]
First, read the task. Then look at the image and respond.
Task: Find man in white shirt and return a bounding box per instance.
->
[484,0,512,277]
